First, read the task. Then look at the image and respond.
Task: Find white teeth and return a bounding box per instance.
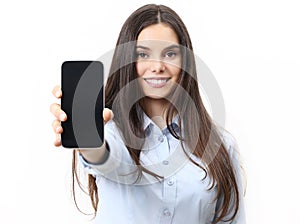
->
[145,79,168,84]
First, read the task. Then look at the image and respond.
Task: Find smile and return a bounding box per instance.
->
[144,78,171,88]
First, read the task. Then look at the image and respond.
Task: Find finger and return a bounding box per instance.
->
[52,85,62,99]
[52,119,63,134]
[50,103,67,121]
[54,133,61,147]
[103,108,114,124]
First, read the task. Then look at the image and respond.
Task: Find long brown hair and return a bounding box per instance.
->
[72,4,241,223]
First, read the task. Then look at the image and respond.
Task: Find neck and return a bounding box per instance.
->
[141,97,170,129]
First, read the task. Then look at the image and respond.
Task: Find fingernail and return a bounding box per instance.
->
[56,126,61,132]
[59,113,66,121]
[55,91,61,97]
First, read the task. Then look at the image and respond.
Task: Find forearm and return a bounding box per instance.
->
[77,126,139,184]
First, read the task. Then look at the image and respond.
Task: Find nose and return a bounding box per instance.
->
[150,60,165,73]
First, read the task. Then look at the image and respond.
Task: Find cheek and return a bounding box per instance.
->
[136,62,146,77]
[167,59,181,78]
[168,66,181,80]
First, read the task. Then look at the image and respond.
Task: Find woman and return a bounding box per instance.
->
[50,4,245,224]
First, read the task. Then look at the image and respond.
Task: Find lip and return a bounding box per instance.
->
[144,77,171,88]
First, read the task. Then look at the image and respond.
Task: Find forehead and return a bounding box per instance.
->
[137,23,179,45]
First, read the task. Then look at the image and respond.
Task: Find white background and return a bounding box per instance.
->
[1,0,299,223]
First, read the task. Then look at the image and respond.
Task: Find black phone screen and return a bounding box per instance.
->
[61,61,104,148]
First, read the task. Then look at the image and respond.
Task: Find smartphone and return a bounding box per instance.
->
[61,61,104,148]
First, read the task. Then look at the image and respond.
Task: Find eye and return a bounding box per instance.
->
[136,52,149,59]
[165,51,177,58]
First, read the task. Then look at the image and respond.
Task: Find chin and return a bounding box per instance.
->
[143,90,172,100]
[145,95,165,100]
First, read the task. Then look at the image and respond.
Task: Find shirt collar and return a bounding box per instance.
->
[143,112,180,136]
[143,113,153,130]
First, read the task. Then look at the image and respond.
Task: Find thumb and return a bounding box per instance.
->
[103,108,114,124]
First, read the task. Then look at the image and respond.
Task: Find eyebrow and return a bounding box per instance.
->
[136,44,180,50]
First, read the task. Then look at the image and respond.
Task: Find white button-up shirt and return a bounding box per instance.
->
[79,114,246,224]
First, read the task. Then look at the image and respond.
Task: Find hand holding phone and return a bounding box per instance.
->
[61,61,104,148]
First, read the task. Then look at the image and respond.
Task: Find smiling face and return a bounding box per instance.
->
[136,23,182,99]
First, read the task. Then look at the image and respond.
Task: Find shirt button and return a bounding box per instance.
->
[167,180,174,186]
[162,160,169,165]
[158,135,164,142]
[163,209,171,216]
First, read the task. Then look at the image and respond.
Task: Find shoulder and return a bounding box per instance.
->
[105,119,121,134]
[105,119,118,129]
[218,128,245,181]
[219,128,247,199]
[218,128,239,159]
[104,119,126,143]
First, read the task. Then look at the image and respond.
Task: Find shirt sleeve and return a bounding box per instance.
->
[216,131,247,224]
[78,120,140,184]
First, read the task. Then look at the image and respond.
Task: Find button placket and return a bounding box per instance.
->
[160,207,174,223]
[158,135,164,143]
[162,160,169,165]
[160,175,177,223]
[167,179,174,186]
[163,208,171,216]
